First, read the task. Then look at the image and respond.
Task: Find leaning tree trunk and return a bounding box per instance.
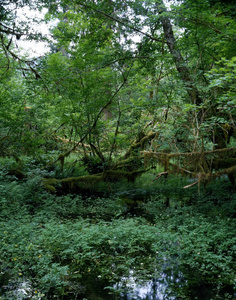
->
[155,1,233,153]
[155,0,202,106]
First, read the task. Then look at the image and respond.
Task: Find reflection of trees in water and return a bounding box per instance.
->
[115,267,185,300]
[114,264,234,300]
[1,264,234,299]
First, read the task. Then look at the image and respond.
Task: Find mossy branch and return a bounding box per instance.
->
[124,131,157,159]
[142,147,236,158]
[148,147,236,189]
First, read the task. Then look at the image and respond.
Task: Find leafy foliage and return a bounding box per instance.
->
[0,166,235,298]
[0,0,236,298]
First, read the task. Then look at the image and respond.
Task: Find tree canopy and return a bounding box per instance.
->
[0,0,236,191]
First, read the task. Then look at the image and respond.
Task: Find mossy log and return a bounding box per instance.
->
[43,178,59,193]
[43,174,103,193]
[42,168,149,193]
[60,174,103,191]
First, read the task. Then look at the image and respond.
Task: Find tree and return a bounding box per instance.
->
[0,0,235,191]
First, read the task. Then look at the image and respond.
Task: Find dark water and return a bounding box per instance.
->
[1,267,235,300]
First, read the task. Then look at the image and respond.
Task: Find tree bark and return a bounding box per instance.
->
[155,1,202,106]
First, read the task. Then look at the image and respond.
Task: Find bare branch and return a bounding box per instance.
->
[183,181,198,189]
[153,171,169,180]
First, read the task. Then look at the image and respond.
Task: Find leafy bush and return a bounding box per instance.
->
[0,168,235,299]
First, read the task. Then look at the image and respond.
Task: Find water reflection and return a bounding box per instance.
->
[0,277,38,300]
[111,267,235,300]
[1,269,235,300]
[114,269,184,300]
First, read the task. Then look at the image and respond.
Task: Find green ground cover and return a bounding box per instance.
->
[0,161,235,299]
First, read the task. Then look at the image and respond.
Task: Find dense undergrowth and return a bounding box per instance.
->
[0,158,235,299]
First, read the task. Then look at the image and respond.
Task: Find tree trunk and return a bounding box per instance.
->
[155,1,202,106]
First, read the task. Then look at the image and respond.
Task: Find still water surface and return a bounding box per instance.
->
[1,267,234,299]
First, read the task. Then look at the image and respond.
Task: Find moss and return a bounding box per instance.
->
[60,174,102,184]
[124,131,156,159]
[43,178,58,193]
[44,184,57,193]
[41,168,147,194]
[58,150,72,171]
[43,178,58,185]
[58,174,103,192]
[42,174,103,193]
